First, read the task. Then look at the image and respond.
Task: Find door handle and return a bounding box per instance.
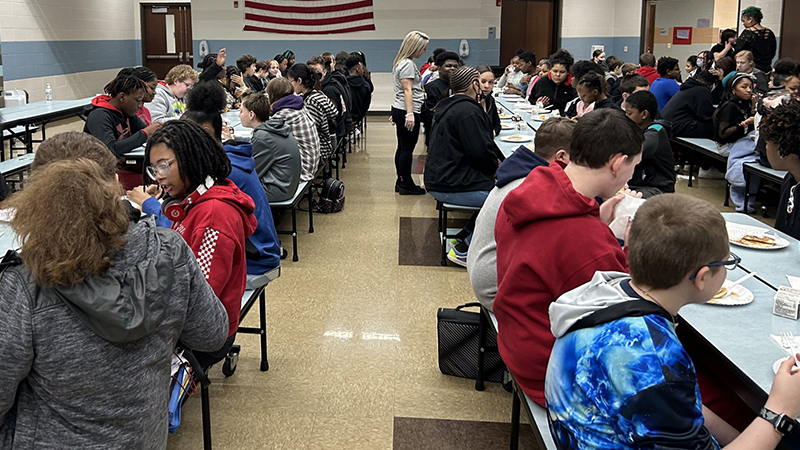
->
[179,51,184,61]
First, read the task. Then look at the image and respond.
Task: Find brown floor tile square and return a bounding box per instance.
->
[393,416,540,450]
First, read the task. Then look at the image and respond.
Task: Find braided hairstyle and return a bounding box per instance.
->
[287,63,321,91]
[104,73,146,97]
[760,100,800,158]
[578,72,609,95]
[143,120,231,188]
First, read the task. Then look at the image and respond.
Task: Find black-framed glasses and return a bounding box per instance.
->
[146,158,175,180]
[689,253,741,280]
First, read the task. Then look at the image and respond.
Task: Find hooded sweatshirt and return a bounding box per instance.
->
[493,161,629,406]
[272,95,321,182]
[223,141,281,275]
[467,148,550,311]
[660,77,716,139]
[546,271,718,449]
[171,179,258,336]
[346,73,373,123]
[528,74,577,115]
[635,65,660,85]
[424,94,504,193]
[0,218,229,449]
[321,70,351,138]
[251,116,302,203]
[145,82,185,123]
[83,95,148,157]
[628,121,676,195]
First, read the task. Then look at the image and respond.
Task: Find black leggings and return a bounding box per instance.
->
[391,107,421,180]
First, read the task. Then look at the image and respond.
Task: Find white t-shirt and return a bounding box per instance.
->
[392,59,424,113]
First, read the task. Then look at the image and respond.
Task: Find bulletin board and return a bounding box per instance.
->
[673,27,693,45]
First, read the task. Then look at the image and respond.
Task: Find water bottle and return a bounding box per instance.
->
[45,83,53,102]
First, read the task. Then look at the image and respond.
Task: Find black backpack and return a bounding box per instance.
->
[315,178,345,214]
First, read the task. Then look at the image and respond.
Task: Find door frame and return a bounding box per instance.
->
[139,1,192,68]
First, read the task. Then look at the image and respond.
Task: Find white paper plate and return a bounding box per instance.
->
[501,123,514,130]
[531,114,550,122]
[706,279,754,306]
[501,94,522,98]
[500,135,533,143]
[498,114,513,120]
[727,222,790,250]
[773,356,800,374]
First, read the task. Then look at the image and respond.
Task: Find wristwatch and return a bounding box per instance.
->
[759,407,798,436]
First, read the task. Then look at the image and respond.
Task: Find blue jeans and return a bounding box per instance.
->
[429,190,490,246]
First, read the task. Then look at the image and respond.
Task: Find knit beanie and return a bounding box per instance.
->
[450,66,479,93]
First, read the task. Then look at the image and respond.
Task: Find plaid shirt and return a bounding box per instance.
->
[272,106,320,181]
[303,90,338,160]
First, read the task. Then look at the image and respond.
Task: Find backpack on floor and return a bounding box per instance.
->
[315,178,345,214]
[437,302,506,383]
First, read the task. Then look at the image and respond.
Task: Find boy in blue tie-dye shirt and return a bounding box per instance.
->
[545,193,800,449]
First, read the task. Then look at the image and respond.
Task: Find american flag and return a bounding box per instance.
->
[243,0,376,35]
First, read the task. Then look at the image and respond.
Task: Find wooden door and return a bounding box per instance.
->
[500,0,557,65]
[141,4,193,79]
[780,0,799,59]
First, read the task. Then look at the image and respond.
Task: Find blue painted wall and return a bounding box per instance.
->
[559,36,641,62]
[1,40,141,81]
[192,38,501,73]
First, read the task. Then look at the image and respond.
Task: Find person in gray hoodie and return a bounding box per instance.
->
[145,64,198,123]
[467,117,574,310]
[0,132,228,449]
[545,194,799,449]
[239,93,302,203]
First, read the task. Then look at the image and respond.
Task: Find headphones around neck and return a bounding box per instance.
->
[161,176,214,222]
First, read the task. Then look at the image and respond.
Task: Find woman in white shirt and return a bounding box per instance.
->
[392,30,429,195]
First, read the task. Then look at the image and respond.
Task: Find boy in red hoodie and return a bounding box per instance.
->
[144,120,257,369]
[84,72,161,189]
[493,109,643,407]
[634,52,660,85]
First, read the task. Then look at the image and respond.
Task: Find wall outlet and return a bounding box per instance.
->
[623,46,628,52]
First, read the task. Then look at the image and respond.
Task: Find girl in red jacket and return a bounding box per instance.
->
[143,120,257,369]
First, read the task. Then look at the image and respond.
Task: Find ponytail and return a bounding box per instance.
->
[287,63,321,91]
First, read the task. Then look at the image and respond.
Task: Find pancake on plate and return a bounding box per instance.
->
[739,235,776,247]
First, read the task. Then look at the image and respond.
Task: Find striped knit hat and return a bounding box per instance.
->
[450,66,479,93]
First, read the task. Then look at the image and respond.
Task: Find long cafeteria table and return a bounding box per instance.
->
[0,97,95,158]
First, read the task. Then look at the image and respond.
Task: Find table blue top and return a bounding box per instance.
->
[125,111,247,158]
[0,153,35,175]
[0,97,95,127]
[674,137,722,154]
[743,161,788,182]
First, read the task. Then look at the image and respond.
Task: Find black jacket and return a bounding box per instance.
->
[528,75,576,115]
[776,173,800,240]
[321,71,352,138]
[713,100,753,143]
[424,95,503,193]
[83,95,148,157]
[660,78,715,139]
[199,63,223,82]
[244,75,263,93]
[345,73,372,123]
[422,78,450,145]
[628,121,676,194]
[483,94,502,136]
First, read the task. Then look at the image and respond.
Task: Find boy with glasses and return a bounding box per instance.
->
[546,193,800,449]
[145,64,198,123]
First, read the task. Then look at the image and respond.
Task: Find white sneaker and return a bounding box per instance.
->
[698,167,726,180]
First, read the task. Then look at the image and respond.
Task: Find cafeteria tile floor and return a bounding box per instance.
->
[20,115,775,449]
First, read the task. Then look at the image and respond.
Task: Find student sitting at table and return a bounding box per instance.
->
[84,72,161,189]
[237,54,262,93]
[493,109,642,407]
[477,65,502,136]
[274,54,288,77]
[288,63,339,172]
[0,131,228,449]
[267,59,282,82]
[546,193,800,450]
[529,49,576,115]
[239,91,301,204]
[145,64,197,123]
[650,56,681,110]
[760,100,800,239]
[198,48,227,82]
[421,51,459,145]
[623,90,676,197]
[467,117,574,310]
[307,56,351,149]
[711,57,736,105]
[118,66,158,126]
[686,55,699,78]
[143,120,256,369]
[255,60,270,90]
[504,51,537,97]
[634,52,659,85]
[181,83,281,288]
[612,73,649,107]
[735,51,769,96]
[424,67,505,267]
[563,61,605,118]
[713,72,756,145]
[345,54,373,128]
[267,78,321,182]
[224,66,248,110]
[566,72,620,119]
[496,53,523,89]
[527,58,552,99]
[661,70,717,139]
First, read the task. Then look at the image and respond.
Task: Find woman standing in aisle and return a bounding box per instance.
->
[391,30,429,195]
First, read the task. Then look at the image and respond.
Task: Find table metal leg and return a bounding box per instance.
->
[744,170,752,215]
[510,390,521,450]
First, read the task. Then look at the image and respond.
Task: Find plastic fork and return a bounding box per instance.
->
[781,331,800,367]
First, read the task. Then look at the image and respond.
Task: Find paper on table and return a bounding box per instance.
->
[788,276,800,289]
[0,208,15,222]
[608,195,646,240]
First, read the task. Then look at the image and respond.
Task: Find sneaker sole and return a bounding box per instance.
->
[447,252,468,267]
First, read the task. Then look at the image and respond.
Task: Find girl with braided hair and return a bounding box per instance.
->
[83,72,162,189]
[143,120,257,369]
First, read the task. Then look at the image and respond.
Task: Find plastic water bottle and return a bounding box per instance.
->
[45,83,53,102]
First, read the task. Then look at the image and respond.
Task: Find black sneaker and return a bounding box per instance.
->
[397,184,425,195]
[280,247,289,260]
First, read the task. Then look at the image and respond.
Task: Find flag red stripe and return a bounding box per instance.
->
[244,0,372,14]
[243,23,375,34]
[245,11,373,26]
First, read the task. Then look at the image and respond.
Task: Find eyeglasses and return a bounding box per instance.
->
[688,253,741,280]
[146,158,175,180]
[181,80,195,90]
